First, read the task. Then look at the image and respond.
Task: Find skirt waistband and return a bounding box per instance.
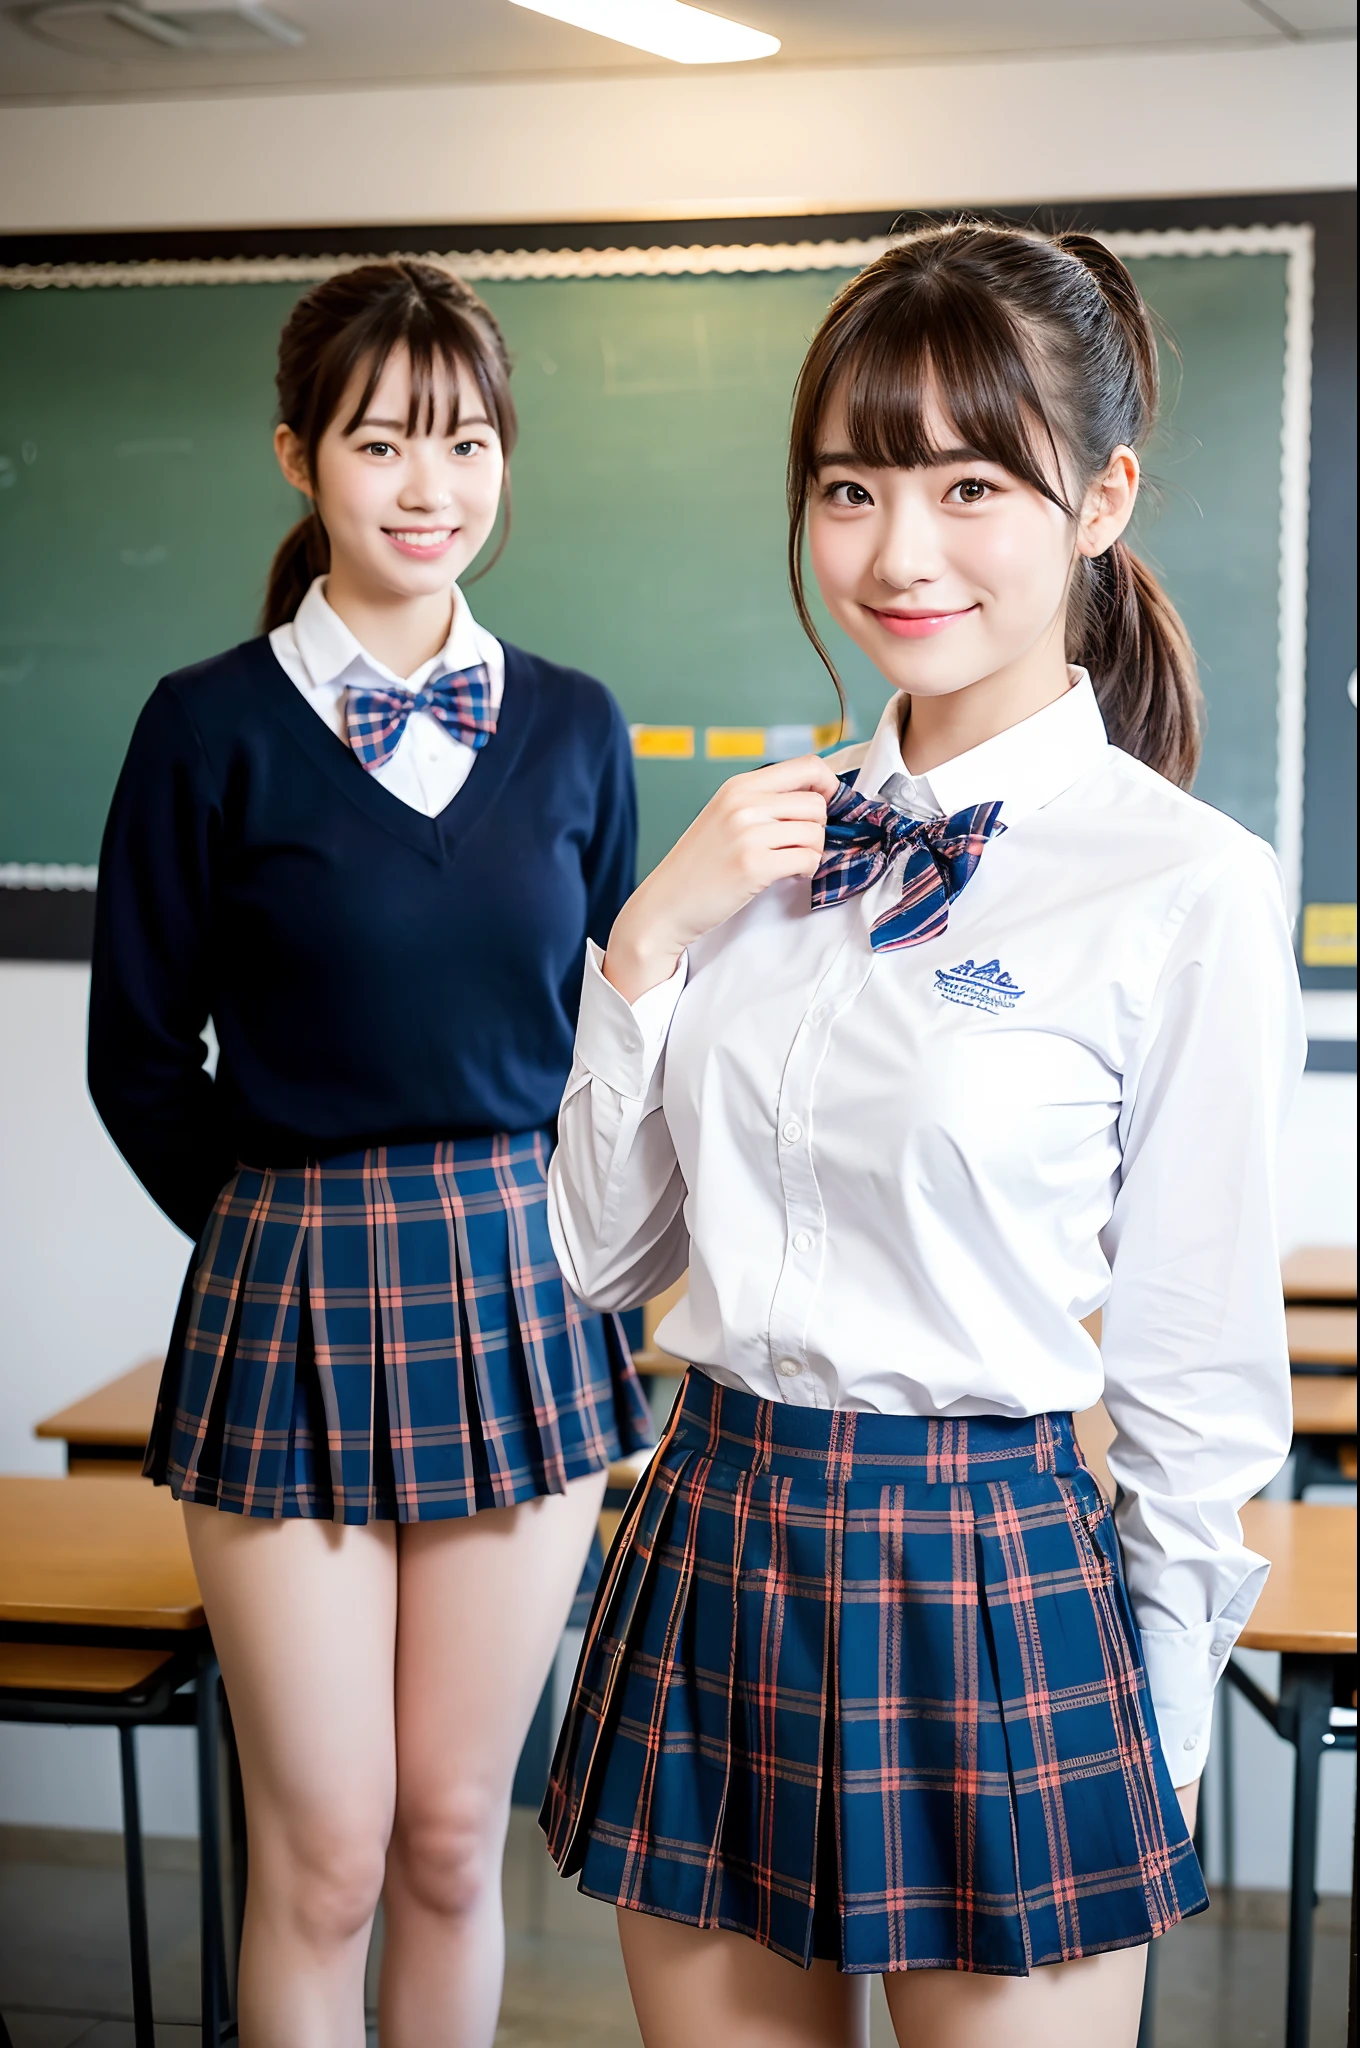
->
[671,1370,1078,1488]
[236,1130,552,1181]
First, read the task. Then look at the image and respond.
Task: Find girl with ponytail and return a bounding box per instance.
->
[542,224,1303,2046]
[89,259,651,2045]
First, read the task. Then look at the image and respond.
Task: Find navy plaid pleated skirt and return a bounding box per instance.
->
[144,1132,653,1523]
[542,1369,1207,1976]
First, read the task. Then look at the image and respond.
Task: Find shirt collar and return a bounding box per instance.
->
[854,669,1109,827]
[291,576,488,695]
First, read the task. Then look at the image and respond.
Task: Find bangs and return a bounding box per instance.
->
[818,281,1074,513]
[335,297,508,443]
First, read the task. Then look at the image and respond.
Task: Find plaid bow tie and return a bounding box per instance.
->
[345,663,495,772]
[811,773,1005,952]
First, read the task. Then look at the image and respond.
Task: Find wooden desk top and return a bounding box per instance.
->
[1286,1306,1357,1369]
[1238,1500,1356,1656]
[1292,1375,1359,1436]
[0,1476,203,1632]
[34,1360,162,1448]
[1282,1246,1357,1304]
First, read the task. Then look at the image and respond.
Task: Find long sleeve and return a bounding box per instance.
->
[88,683,234,1240]
[547,943,691,1309]
[582,699,640,950]
[1099,841,1305,1781]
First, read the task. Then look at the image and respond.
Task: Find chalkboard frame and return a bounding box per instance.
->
[0,200,1347,1006]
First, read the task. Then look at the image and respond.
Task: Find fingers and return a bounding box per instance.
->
[733,754,842,800]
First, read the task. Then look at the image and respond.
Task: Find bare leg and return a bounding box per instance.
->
[617,1910,871,2048]
[183,1506,398,2048]
[378,1468,608,2048]
[883,1944,1148,2048]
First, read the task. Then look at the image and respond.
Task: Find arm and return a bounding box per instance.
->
[549,750,840,1304]
[547,943,691,1309]
[1098,842,1306,1783]
[87,684,235,1240]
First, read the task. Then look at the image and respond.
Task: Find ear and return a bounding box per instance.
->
[274,423,313,499]
[1076,445,1139,559]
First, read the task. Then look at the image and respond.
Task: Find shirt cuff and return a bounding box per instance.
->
[574,940,688,1100]
[1140,1620,1239,1784]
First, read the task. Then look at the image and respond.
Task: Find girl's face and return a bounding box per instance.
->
[275,346,504,602]
[807,386,1135,700]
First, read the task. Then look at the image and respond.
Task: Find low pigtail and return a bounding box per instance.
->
[1069,542,1203,791]
[262,509,330,633]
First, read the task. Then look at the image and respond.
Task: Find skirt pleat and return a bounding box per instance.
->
[145,1132,653,1522]
[543,1370,1207,1976]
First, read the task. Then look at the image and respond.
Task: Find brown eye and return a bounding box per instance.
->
[952,478,991,504]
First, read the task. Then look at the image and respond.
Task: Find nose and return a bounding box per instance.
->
[871,495,946,593]
[399,445,454,513]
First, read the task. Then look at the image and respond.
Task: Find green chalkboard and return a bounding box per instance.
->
[0,247,1294,880]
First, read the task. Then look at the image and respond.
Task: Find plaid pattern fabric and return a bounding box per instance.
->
[345,663,495,771]
[811,773,1005,953]
[543,1370,1206,1975]
[145,1132,653,1522]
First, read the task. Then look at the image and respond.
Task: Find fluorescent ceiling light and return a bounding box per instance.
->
[509,0,779,65]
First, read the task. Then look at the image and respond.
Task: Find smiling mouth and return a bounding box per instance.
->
[384,527,456,553]
[866,603,979,638]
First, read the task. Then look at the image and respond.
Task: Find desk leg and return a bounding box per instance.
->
[197,1651,228,2046]
[1279,1658,1331,2048]
[117,1726,155,2048]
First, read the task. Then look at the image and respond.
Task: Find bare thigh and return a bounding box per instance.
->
[617,1909,871,2048]
[882,1942,1149,2048]
[392,1468,608,1814]
[183,1509,398,1907]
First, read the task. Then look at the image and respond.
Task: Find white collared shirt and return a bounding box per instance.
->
[547,671,1306,1777]
[269,576,505,817]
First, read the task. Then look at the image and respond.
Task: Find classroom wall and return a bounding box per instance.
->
[0,40,1354,238]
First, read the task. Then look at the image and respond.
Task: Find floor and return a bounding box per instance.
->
[0,1813,1351,2046]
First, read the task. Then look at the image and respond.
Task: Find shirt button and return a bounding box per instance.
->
[1212,1638,1232,1658]
[1182,1736,1198,1751]
[810,1005,829,1025]
[792,1230,814,1254]
[775,1356,804,1378]
[781,1120,803,1144]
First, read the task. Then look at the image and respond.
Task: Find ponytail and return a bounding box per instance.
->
[1069,540,1203,791]
[262,509,330,634]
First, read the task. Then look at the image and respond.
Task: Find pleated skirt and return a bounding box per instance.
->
[542,1369,1207,1975]
[144,1131,654,1522]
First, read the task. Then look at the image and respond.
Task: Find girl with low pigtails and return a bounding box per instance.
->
[542,223,1303,2046]
[88,258,652,2046]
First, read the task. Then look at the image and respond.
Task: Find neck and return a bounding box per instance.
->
[322,565,455,680]
[899,630,1072,777]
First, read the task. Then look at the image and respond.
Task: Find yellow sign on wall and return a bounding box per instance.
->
[1302,903,1357,968]
[629,725,695,760]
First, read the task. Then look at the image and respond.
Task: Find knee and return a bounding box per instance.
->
[262,1811,389,1950]
[390,1787,507,1921]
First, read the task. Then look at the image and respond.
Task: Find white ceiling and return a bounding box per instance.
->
[0,0,1354,104]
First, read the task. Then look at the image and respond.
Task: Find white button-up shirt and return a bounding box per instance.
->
[269,576,505,817]
[547,671,1305,1777]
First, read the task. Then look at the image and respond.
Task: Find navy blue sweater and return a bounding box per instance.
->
[88,634,637,1239]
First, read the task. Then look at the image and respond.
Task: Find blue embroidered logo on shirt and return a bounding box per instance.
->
[934,958,1026,1013]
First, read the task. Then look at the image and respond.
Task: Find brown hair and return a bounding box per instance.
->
[787,222,1202,787]
[262,258,517,631]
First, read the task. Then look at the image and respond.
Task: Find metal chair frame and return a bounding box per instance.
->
[0,1625,235,2046]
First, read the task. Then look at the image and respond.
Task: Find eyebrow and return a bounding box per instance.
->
[814,443,989,470]
[350,414,494,434]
